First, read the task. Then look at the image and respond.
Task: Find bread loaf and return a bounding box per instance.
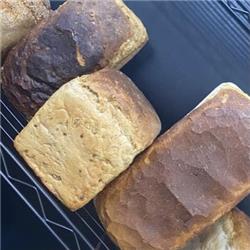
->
[96,83,250,250]
[0,0,50,57]
[2,0,148,119]
[183,209,250,250]
[14,69,161,211]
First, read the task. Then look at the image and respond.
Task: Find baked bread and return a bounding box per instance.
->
[14,69,161,211]
[183,209,250,250]
[96,83,250,250]
[2,0,148,119]
[0,0,50,58]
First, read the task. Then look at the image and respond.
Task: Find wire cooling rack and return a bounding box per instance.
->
[0,94,117,250]
[1,1,250,250]
[223,0,250,30]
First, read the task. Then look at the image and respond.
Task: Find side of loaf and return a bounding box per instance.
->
[14,69,161,211]
[2,0,148,119]
[183,209,250,250]
[0,0,50,57]
[96,83,250,250]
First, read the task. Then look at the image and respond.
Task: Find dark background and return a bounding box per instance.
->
[2,1,250,250]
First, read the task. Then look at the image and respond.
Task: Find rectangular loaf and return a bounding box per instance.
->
[96,83,250,250]
[14,69,161,211]
[183,208,250,250]
[2,0,148,119]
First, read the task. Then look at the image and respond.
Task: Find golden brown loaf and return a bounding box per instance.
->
[2,0,148,119]
[0,0,51,57]
[96,83,250,250]
[14,69,161,211]
[183,209,250,250]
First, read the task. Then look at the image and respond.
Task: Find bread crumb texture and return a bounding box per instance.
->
[14,69,161,211]
[96,83,250,250]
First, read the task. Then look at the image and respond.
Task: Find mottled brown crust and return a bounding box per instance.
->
[2,0,147,119]
[96,83,250,250]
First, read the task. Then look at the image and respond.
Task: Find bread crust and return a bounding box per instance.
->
[0,0,51,57]
[14,69,161,211]
[183,209,250,250]
[2,0,148,119]
[96,83,250,250]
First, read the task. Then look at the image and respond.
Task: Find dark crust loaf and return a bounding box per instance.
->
[96,83,250,250]
[2,0,147,119]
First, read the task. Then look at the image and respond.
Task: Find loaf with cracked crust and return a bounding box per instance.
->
[96,83,250,250]
[14,69,161,211]
[0,0,50,58]
[2,0,148,119]
[183,208,250,250]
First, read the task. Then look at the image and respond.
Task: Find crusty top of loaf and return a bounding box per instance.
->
[96,83,250,250]
[183,208,250,250]
[2,0,147,119]
[74,69,161,149]
[14,69,161,211]
[109,0,148,69]
[0,0,50,54]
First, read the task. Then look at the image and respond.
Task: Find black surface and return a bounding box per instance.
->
[2,179,64,250]
[2,1,250,250]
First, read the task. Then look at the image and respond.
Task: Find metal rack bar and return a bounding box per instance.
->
[80,208,105,232]
[1,112,19,133]
[0,172,71,250]
[221,0,250,31]
[0,99,25,127]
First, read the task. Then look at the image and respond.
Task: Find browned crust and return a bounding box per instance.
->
[2,0,147,119]
[96,83,250,250]
[230,209,250,249]
[108,0,148,69]
[182,208,250,250]
[0,0,51,59]
[78,69,161,148]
